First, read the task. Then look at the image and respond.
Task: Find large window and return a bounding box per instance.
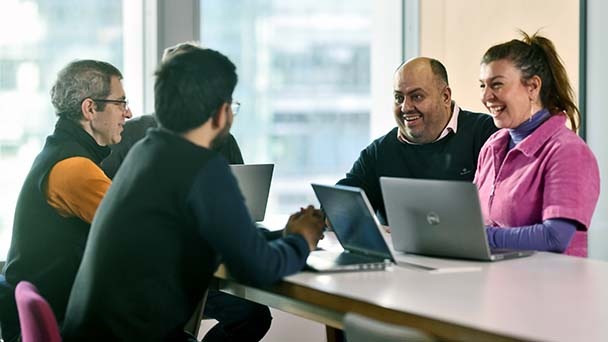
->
[0,0,129,258]
[2,1,583,259]
[201,0,400,216]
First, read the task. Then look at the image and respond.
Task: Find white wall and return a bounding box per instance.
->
[418,0,580,114]
[586,0,608,261]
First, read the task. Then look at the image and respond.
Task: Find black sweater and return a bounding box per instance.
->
[338,109,497,224]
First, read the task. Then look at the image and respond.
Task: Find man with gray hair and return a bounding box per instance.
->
[0,60,131,341]
[62,46,324,341]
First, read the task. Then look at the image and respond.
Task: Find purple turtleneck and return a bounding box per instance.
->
[508,108,551,149]
[485,109,577,253]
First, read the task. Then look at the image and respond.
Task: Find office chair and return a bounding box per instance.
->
[343,312,436,342]
[14,281,61,342]
[183,289,209,339]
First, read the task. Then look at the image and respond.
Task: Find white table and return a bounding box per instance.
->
[214,230,608,342]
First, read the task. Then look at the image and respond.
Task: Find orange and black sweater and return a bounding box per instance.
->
[2,118,111,325]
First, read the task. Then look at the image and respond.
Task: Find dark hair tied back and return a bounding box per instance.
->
[482,30,579,131]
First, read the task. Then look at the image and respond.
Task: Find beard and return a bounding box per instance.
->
[210,122,232,150]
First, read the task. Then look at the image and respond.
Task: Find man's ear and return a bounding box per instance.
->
[81,98,96,121]
[442,85,452,105]
[211,102,229,129]
[443,86,452,105]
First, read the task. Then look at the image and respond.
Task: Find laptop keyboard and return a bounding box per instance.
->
[336,252,383,264]
[490,248,515,254]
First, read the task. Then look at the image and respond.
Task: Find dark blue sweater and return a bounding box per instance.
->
[62,128,308,341]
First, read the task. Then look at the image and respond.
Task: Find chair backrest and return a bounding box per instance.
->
[0,273,15,316]
[15,281,61,342]
[183,289,209,338]
[1,274,21,342]
[343,312,436,342]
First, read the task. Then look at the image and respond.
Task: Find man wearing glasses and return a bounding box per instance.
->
[0,60,131,341]
[99,42,275,342]
[62,47,324,341]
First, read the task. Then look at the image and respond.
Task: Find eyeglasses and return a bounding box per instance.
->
[230,100,241,116]
[90,98,129,111]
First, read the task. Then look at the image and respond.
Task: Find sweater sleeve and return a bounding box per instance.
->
[336,145,382,211]
[187,157,309,287]
[46,157,111,223]
[485,218,576,253]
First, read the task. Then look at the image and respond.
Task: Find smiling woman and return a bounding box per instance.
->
[479,59,544,129]
[474,32,600,257]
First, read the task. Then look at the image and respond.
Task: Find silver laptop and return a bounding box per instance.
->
[230,164,274,222]
[380,177,534,261]
[307,184,395,272]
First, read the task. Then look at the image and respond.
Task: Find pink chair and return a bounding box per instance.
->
[14,281,61,342]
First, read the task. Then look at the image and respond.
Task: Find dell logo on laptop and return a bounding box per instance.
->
[426,212,441,226]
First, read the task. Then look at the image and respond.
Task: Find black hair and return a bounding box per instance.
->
[429,58,449,85]
[154,47,237,133]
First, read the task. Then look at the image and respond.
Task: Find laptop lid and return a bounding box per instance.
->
[380,177,533,261]
[230,164,274,222]
[311,183,395,264]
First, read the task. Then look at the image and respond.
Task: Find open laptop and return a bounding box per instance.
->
[307,183,395,272]
[380,177,534,261]
[230,164,274,222]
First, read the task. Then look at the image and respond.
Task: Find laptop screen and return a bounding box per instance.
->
[312,184,393,260]
[230,164,274,221]
[380,177,497,261]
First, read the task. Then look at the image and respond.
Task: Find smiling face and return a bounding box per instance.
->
[86,76,133,146]
[479,59,542,129]
[393,59,452,144]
